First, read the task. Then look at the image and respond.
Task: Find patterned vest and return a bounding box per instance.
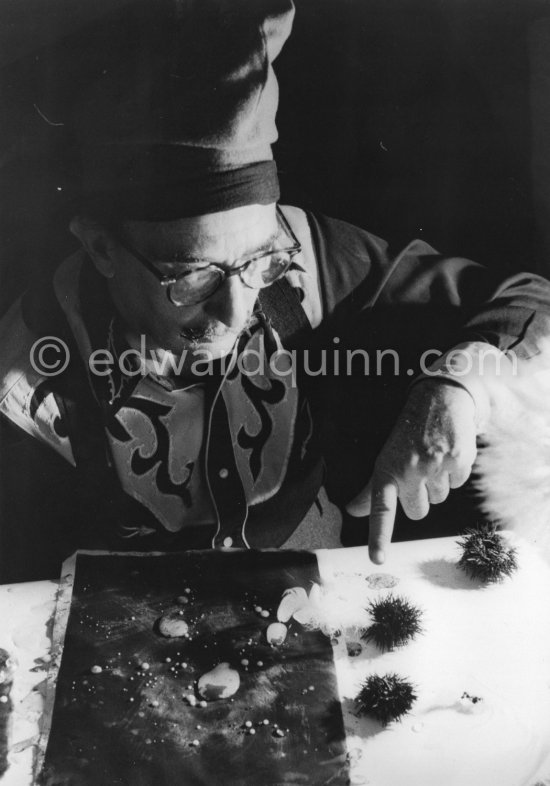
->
[0,210,325,552]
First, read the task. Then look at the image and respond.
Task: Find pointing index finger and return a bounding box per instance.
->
[368,475,398,565]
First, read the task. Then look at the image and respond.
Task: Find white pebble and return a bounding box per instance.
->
[197,663,240,701]
[90,665,103,675]
[266,622,287,646]
[157,613,189,638]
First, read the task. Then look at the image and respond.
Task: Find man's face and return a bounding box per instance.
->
[97,203,279,361]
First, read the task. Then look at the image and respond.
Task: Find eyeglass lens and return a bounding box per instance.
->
[168,252,293,306]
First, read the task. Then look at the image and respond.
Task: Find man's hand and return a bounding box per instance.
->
[346,380,478,564]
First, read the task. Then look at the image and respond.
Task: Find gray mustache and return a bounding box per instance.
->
[179,326,233,341]
[179,314,256,342]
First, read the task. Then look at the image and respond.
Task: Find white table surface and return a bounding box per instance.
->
[1,537,549,786]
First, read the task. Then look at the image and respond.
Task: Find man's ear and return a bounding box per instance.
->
[69,216,116,279]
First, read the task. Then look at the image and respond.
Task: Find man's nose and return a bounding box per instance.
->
[203,273,253,329]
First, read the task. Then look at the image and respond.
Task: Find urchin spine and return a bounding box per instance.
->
[355,673,417,726]
[457,524,518,583]
[362,594,423,651]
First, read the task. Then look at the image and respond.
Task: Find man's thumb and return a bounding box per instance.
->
[345,477,373,517]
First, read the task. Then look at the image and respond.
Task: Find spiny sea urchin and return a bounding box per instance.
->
[355,673,416,726]
[362,594,423,651]
[457,524,518,583]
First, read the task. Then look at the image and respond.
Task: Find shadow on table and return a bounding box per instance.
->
[419,559,485,591]
[342,697,383,741]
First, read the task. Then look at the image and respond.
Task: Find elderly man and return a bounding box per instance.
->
[1,0,549,581]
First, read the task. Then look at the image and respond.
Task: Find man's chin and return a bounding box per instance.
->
[189,344,235,361]
[179,334,238,360]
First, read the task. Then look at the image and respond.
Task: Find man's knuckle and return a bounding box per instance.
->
[404,505,428,521]
[425,442,446,458]
[371,500,391,516]
[427,486,448,504]
[450,466,471,488]
[446,445,462,461]
[417,442,447,466]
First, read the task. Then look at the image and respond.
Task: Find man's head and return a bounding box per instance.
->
[71,201,300,360]
[59,0,296,364]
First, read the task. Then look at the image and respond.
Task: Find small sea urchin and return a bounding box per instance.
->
[362,594,423,651]
[457,524,518,583]
[355,673,416,726]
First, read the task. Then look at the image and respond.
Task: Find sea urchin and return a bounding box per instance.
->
[457,525,518,583]
[355,673,417,726]
[362,594,423,651]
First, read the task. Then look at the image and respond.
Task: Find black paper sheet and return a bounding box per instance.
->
[41,551,349,785]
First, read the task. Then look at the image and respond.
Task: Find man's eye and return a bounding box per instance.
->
[156,261,207,276]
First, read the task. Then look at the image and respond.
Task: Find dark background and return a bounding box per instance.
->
[1,0,550,316]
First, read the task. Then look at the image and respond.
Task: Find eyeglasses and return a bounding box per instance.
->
[111,208,302,306]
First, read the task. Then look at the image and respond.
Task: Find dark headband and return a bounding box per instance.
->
[76,160,280,221]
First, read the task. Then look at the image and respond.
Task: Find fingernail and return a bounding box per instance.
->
[370,547,385,565]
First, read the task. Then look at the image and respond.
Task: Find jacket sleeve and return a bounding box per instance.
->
[307,211,550,359]
[306,211,550,510]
